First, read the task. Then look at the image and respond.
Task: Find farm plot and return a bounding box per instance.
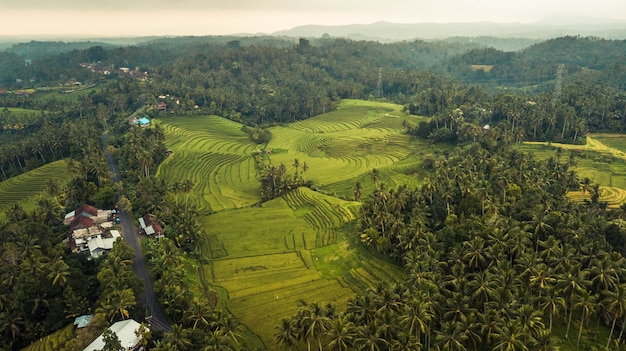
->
[567,187,626,209]
[202,197,313,258]
[283,187,358,248]
[20,324,74,351]
[521,137,626,207]
[0,160,69,216]
[156,115,261,212]
[266,101,423,186]
[213,253,353,348]
[164,101,426,348]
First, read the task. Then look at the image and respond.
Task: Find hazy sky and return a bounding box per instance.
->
[1,0,625,36]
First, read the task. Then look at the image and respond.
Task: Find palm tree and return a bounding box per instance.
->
[98,288,136,322]
[274,318,298,351]
[47,259,70,288]
[574,290,597,349]
[182,179,194,214]
[354,182,363,202]
[400,297,432,348]
[435,321,468,351]
[212,312,246,349]
[303,303,331,351]
[589,256,619,293]
[515,304,544,343]
[326,317,355,351]
[204,329,233,351]
[354,324,388,351]
[540,288,566,333]
[492,321,528,351]
[604,284,626,351]
[557,266,590,339]
[528,264,556,301]
[164,324,192,351]
[185,297,213,329]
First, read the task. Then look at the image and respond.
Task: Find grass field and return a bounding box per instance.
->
[0,160,69,218]
[521,134,626,208]
[0,107,45,119]
[156,100,427,348]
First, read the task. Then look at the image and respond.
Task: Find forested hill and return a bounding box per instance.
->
[0,35,625,143]
[449,36,626,89]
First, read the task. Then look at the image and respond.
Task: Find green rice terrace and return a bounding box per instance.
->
[522,134,626,208]
[0,159,69,218]
[156,100,421,347]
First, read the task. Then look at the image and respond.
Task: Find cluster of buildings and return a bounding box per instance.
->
[64,204,120,259]
[79,63,148,80]
[64,204,164,258]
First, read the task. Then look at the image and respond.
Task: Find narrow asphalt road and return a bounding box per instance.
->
[103,137,171,333]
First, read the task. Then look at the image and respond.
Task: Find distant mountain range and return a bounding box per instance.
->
[272,19,626,42]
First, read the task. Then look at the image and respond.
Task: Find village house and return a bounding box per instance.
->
[156,101,167,112]
[138,214,164,238]
[65,204,120,258]
[83,319,142,351]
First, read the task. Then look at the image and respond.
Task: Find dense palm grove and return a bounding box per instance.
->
[277,140,626,350]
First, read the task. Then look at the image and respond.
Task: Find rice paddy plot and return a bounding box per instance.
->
[0,160,69,217]
[567,187,626,208]
[312,240,405,294]
[20,324,74,351]
[228,278,354,349]
[202,197,314,258]
[157,115,262,212]
[283,187,358,248]
[521,136,626,208]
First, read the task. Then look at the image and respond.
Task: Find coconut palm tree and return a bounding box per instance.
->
[47,259,70,288]
[557,266,590,339]
[574,290,596,349]
[164,324,192,351]
[604,284,626,351]
[354,323,388,351]
[274,318,298,351]
[326,317,355,351]
[435,321,468,351]
[185,297,213,329]
[98,288,136,322]
[492,321,528,351]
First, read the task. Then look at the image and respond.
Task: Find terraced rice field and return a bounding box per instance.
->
[160,100,418,348]
[567,187,626,208]
[0,160,69,216]
[267,100,424,188]
[211,252,354,347]
[522,134,626,208]
[156,115,261,212]
[20,324,74,351]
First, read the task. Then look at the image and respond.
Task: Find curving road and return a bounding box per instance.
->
[103,136,171,332]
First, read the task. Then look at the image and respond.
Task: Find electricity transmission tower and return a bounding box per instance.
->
[552,63,565,106]
[375,67,383,98]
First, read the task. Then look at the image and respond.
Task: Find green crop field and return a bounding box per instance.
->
[521,134,626,208]
[158,100,426,347]
[266,100,425,194]
[0,160,69,218]
[0,107,45,119]
[156,115,261,213]
[20,324,74,351]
